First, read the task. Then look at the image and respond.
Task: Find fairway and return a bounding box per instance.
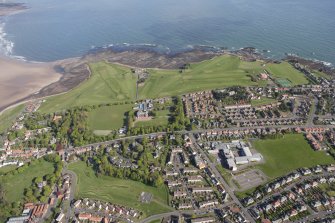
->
[0,104,24,134]
[266,62,309,86]
[0,159,54,203]
[88,104,132,131]
[68,161,173,217]
[138,55,264,99]
[253,134,334,179]
[39,62,137,113]
[38,56,309,113]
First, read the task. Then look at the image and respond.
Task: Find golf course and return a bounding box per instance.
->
[38,55,308,114]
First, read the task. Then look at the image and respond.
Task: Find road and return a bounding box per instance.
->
[62,167,78,222]
[139,202,234,223]
[189,134,256,223]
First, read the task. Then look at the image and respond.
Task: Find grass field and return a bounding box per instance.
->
[39,63,137,113]
[138,55,265,99]
[134,110,170,128]
[39,56,308,113]
[0,104,24,133]
[0,165,17,175]
[88,104,132,131]
[68,161,173,217]
[251,97,277,107]
[313,70,332,80]
[253,134,334,179]
[266,62,309,86]
[0,159,54,203]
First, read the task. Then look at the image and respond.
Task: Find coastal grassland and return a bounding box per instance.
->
[39,62,137,113]
[253,134,334,179]
[313,70,332,80]
[88,104,132,131]
[251,97,277,107]
[68,161,172,217]
[134,109,170,128]
[0,104,24,133]
[138,55,265,99]
[0,159,54,203]
[265,62,309,86]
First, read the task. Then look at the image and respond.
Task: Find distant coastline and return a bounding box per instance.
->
[0,2,27,17]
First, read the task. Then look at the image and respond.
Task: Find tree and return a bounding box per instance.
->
[0,183,7,204]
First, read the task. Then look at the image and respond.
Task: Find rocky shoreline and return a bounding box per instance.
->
[1,46,333,113]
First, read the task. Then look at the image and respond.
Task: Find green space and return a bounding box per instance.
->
[0,104,24,134]
[38,56,309,114]
[319,183,335,196]
[39,62,137,113]
[138,55,265,99]
[68,161,173,217]
[134,109,170,127]
[0,165,17,175]
[253,134,334,179]
[266,62,309,86]
[88,104,132,131]
[251,97,277,107]
[313,70,332,80]
[0,159,54,203]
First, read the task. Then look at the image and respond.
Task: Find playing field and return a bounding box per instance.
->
[68,161,172,217]
[39,62,137,113]
[251,97,277,107]
[265,62,309,86]
[253,134,334,179]
[88,104,132,131]
[134,109,170,128]
[0,159,54,203]
[0,104,24,134]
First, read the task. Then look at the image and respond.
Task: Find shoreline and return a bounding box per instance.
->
[0,46,334,114]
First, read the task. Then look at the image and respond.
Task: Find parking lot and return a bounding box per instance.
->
[234,169,268,190]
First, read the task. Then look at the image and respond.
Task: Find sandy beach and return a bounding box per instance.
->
[0,56,62,111]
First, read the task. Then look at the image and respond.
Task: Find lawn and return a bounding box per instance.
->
[0,104,24,134]
[251,97,277,107]
[88,104,132,131]
[0,165,17,175]
[134,109,170,128]
[265,62,309,86]
[0,159,54,203]
[68,161,173,217]
[253,134,334,179]
[39,62,137,113]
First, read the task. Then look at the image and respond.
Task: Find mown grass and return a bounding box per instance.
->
[0,159,54,203]
[0,104,24,134]
[251,97,277,107]
[39,63,137,113]
[266,62,309,86]
[0,165,17,175]
[88,104,133,131]
[138,55,264,99]
[39,56,308,113]
[134,109,170,128]
[68,161,173,217]
[253,134,334,179]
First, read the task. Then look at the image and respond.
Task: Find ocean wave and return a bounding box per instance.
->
[0,21,14,56]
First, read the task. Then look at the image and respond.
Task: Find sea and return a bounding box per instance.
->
[0,0,334,64]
